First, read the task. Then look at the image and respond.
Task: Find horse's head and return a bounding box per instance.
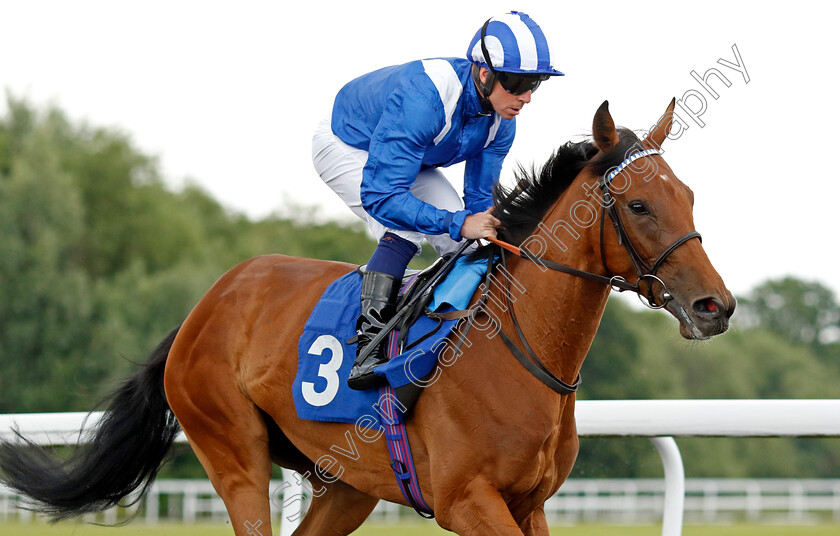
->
[588,99,735,339]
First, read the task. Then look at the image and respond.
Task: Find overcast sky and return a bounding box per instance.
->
[2,0,839,300]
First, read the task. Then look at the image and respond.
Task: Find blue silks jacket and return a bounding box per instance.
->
[330,58,515,241]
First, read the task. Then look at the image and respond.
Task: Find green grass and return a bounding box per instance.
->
[1,523,839,536]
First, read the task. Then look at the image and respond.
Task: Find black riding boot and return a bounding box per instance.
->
[347,270,400,391]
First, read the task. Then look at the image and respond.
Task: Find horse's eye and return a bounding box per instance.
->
[629,201,650,215]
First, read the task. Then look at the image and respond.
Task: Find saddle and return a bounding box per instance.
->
[293,242,488,426]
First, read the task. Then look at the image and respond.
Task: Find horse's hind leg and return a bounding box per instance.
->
[292,478,379,536]
[165,357,275,535]
[519,508,550,536]
[258,412,379,535]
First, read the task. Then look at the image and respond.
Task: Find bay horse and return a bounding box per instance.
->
[0,100,734,535]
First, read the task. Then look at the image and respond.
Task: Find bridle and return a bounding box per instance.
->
[493,148,701,308]
[483,149,701,395]
[597,148,702,309]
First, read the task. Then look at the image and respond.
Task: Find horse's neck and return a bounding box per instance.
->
[493,197,611,384]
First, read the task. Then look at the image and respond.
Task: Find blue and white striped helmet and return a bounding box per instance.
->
[467,11,564,76]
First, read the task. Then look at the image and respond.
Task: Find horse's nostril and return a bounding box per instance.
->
[724,296,737,318]
[693,297,724,319]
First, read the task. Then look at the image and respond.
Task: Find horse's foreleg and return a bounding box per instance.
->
[435,477,524,536]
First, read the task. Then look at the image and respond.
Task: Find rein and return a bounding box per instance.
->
[492,250,582,396]
[479,149,701,394]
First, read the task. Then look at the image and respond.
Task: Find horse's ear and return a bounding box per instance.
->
[645,97,677,150]
[592,100,619,152]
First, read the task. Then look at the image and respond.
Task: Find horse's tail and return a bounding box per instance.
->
[0,326,182,521]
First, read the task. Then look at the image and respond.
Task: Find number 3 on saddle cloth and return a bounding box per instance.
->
[293,255,489,516]
[293,255,489,425]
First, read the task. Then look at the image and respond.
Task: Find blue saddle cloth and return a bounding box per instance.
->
[293,256,487,426]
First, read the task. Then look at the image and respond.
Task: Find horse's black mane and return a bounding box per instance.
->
[476,127,641,253]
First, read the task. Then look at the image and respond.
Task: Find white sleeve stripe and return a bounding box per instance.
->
[421,59,463,145]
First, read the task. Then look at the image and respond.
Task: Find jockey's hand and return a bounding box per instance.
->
[460,208,502,240]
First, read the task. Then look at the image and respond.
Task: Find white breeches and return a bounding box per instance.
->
[311,118,464,256]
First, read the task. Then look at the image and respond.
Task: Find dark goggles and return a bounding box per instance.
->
[495,71,550,95]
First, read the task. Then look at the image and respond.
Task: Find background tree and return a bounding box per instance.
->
[739,277,840,347]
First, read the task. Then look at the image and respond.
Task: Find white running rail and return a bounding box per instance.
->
[2,399,840,536]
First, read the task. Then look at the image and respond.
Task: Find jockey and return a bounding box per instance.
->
[312,11,564,390]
